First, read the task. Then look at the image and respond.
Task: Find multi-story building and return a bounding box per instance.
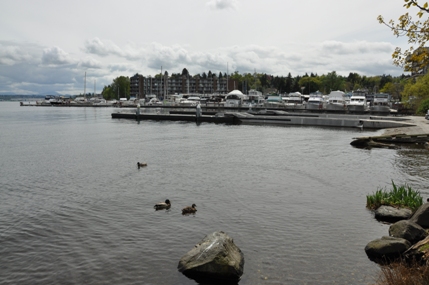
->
[130,74,144,99]
[130,71,238,99]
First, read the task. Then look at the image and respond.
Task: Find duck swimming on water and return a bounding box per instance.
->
[182,204,197,214]
[137,162,147,168]
[154,199,171,210]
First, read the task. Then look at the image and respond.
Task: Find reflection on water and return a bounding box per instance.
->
[0,102,428,285]
[394,146,429,196]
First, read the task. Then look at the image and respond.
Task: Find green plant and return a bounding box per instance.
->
[366,181,423,212]
[416,98,429,115]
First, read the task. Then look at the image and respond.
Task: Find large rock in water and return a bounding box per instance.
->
[365,236,411,263]
[374,206,412,223]
[410,203,429,228]
[389,220,427,244]
[178,231,244,283]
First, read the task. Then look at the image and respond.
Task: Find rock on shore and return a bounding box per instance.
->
[374,206,412,223]
[178,231,244,283]
[366,202,429,263]
[365,236,411,263]
[389,220,427,244]
[409,203,429,228]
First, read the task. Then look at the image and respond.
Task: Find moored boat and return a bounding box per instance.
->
[306,92,326,111]
[265,94,284,108]
[370,93,391,114]
[247,89,265,107]
[347,93,368,113]
[326,90,347,111]
[283,92,305,110]
[224,90,248,107]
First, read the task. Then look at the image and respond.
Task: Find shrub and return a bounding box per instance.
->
[372,260,429,285]
[366,181,423,212]
[416,98,429,115]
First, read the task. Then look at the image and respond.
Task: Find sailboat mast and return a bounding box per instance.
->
[226,63,229,94]
[84,72,87,100]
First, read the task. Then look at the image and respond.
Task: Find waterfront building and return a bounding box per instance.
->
[130,71,238,99]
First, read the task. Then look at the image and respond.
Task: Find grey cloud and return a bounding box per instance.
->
[321,41,394,55]
[84,38,141,60]
[42,46,73,66]
[0,41,40,65]
[108,64,133,73]
[146,43,193,70]
[84,38,122,57]
[79,57,102,69]
[0,38,404,95]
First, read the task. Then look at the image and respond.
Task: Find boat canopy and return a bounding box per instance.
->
[228,90,244,95]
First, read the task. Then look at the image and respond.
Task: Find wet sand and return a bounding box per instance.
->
[383,116,429,136]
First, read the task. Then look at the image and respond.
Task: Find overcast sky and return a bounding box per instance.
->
[0,0,413,95]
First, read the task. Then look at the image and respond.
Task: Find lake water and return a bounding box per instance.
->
[1,102,428,285]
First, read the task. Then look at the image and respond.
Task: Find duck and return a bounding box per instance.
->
[154,199,171,210]
[182,204,197,214]
[137,162,147,168]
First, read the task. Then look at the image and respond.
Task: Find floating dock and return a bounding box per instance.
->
[111,110,416,130]
[233,111,415,129]
[111,112,238,124]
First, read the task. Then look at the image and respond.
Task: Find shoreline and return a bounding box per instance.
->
[382,116,429,136]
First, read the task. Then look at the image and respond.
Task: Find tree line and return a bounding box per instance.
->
[101,69,429,114]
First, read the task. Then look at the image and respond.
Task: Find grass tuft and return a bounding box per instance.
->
[372,260,429,285]
[366,181,423,212]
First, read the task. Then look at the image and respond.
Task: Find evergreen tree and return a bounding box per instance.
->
[285,73,293,93]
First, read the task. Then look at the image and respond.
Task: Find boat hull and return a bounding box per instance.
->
[347,105,367,113]
[370,106,390,114]
[306,103,325,110]
[326,104,346,111]
[284,104,306,110]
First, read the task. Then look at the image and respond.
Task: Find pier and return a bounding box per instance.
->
[111,109,417,130]
[111,111,238,124]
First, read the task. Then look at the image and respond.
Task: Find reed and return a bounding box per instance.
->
[372,260,429,285]
[366,181,423,212]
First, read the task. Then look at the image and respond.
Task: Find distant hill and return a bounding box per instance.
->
[0,95,45,101]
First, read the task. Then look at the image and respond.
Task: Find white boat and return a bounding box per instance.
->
[43,95,56,104]
[282,92,305,110]
[119,98,137,107]
[74,96,88,104]
[179,98,197,106]
[306,92,326,110]
[147,98,163,106]
[248,89,262,97]
[265,95,284,108]
[326,90,347,111]
[347,93,368,113]
[247,89,265,107]
[90,97,106,104]
[165,94,182,106]
[371,93,391,114]
[187,96,201,104]
[224,90,248,107]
